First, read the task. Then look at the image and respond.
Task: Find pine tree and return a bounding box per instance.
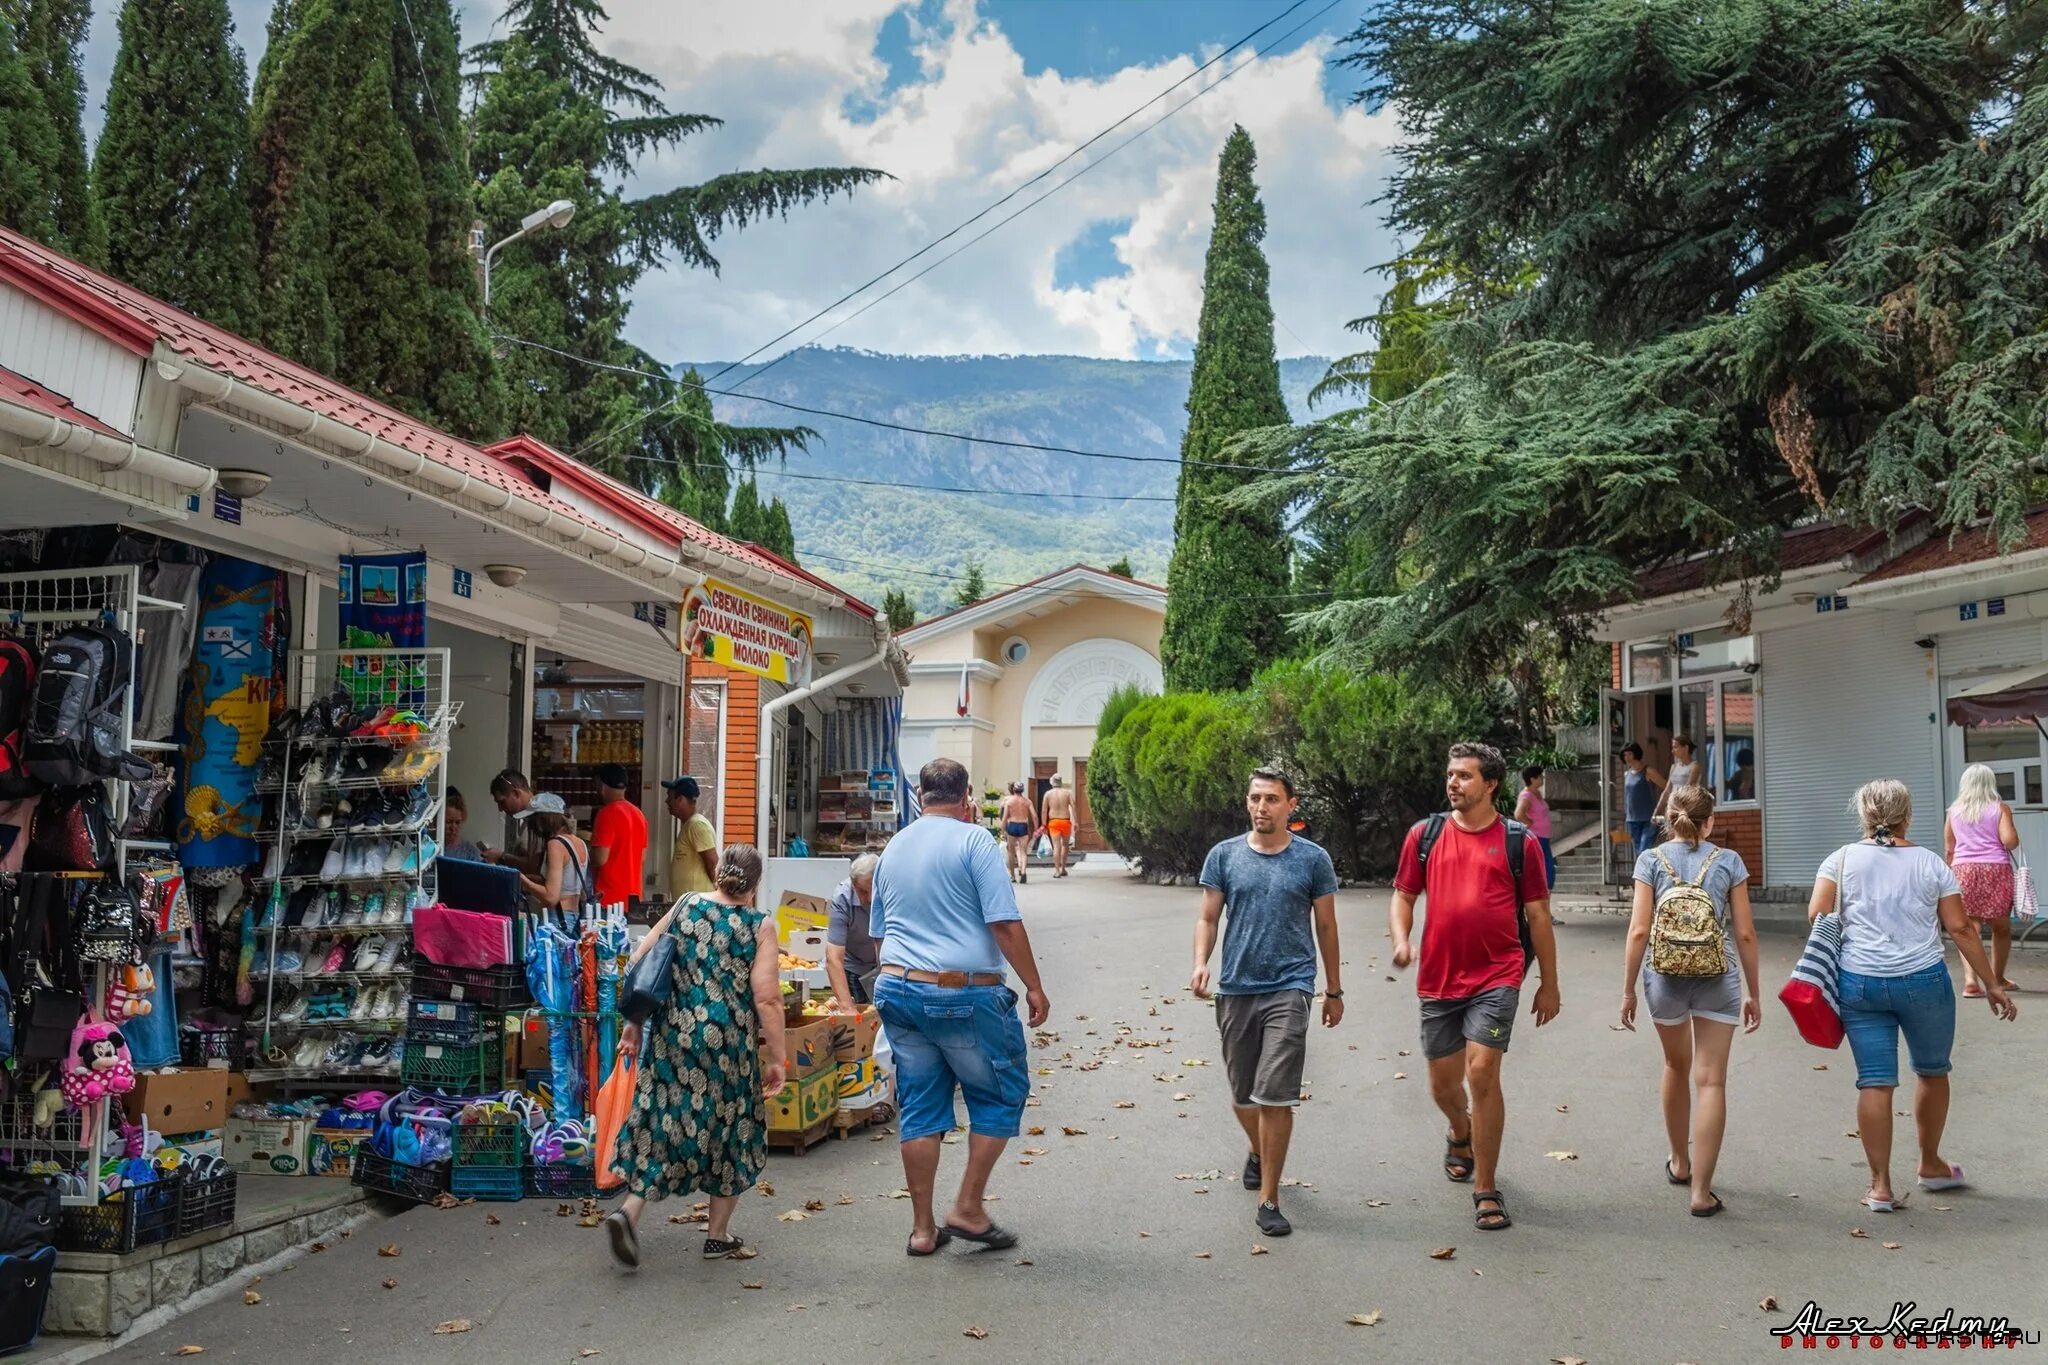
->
[1104,557,1134,579]
[93,0,261,333]
[727,478,766,544]
[248,0,342,374]
[1159,127,1291,693]
[0,0,99,260]
[953,560,988,608]
[881,589,915,631]
[0,13,58,243]
[762,496,797,561]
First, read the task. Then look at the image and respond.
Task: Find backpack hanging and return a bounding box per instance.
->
[24,624,151,787]
[0,637,37,798]
[1648,846,1728,977]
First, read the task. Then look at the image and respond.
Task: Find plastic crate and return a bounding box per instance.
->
[413,961,527,1010]
[406,998,492,1047]
[524,1162,596,1200]
[350,1150,450,1204]
[179,1022,241,1068]
[450,1165,523,1201]
[452,1118,524,1168]
[59,1182,179,1253]
[401,1032,502,1094]
[174,1170,237,1239]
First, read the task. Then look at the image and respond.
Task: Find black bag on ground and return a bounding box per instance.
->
[0,1174,60,1258]
[25,624,151,787]
[0,1244,57,1355]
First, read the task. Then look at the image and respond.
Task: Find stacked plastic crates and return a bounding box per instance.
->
[449,1110,525,1201]
[401,966,523,1096]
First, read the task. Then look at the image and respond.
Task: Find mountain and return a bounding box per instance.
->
[673,348,1330,616]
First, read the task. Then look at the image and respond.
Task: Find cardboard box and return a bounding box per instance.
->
[768,1068,838,1132]
[781,929,830,963]
[515,1015,552,1074]
[125,1070,231,1135]
[226,1116,311,1176]
[307,1127,365,1178]
[832,1007,879,1063]
[784,1018,835,1078]
[775,890,832,938]
[218,1072,257,1113]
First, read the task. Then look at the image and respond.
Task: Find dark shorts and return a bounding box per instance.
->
[1005,822,1031,838]
[1216,990,1310,1108]
[1420,986,1520,1060]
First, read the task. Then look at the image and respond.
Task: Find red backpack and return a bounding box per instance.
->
[0,638,36,798]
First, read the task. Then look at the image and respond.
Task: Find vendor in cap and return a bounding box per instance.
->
[664,776,719,896]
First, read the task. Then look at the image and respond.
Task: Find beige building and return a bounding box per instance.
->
[898,565,1165,850]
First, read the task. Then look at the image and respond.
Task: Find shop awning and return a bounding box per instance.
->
[1946,662,2048,726]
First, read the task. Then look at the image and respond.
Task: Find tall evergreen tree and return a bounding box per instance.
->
[727,477,766,544]
[0,13,58,243]
[881,589,916,631]
[0,0,98,260]
[1159,127,1291,693]
[248,0,342,373]
[952,560,988,609]
[468,0,883,490]
[761,496,796,561]
[92,0,260,333]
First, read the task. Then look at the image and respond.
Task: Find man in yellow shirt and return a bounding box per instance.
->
[663,776,719,896]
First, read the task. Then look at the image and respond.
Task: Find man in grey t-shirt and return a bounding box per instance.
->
[1190,768,1342,1238]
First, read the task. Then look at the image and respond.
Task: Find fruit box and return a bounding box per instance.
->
[125,1070,231,1135]
[774,891,832,938]
[768,1068,839,1132]
[832,1006,879,1062]
[226,1116,311,1176]
[783,1018,835,1078]
[307,1127,365,1178]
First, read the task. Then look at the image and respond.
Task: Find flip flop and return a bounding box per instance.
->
[1916,1163,1967,1192]
[1962,984,1986,998]
[943,1221,1020,1250]
[1861,1193,1905,1212]
[906,1228,953,1257]
[1689,1193,1725,1218]
[1665,1159,1691,1186]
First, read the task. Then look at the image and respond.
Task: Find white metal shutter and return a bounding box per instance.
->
[543,605,684,684]
[1761,611,1942,887]
[1939,618,2047,677]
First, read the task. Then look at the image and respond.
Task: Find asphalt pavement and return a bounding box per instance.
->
[96,862,2046,1364]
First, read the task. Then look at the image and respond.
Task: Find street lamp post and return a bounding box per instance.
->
[476,199,576,317]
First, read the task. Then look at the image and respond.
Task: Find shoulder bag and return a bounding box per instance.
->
[620,898,695,1025]
[1778,848,1847,1049]
[2013,849,2038,923]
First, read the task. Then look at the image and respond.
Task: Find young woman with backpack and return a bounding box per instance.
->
[1619,785,1760,1217]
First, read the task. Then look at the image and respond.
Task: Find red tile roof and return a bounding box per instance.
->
[1635,521,1895,600]
[0,364,126,438]
[1856,506,2048,583]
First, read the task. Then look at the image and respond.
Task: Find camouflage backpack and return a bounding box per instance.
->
[1649,846,1728,977]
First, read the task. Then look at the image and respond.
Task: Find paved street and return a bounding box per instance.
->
[102,864,2045,1364]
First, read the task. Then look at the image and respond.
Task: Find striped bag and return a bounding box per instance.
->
[1779,912,1844,1049]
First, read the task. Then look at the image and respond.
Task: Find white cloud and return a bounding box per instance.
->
[606,0,1402,363]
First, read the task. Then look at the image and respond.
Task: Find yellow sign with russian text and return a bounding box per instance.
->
[682,577,813,684]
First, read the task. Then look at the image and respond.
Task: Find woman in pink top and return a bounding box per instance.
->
[1515,765,1556,888]
[1943,763,2021,997]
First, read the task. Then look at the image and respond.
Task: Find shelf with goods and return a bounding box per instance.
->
[0,566,185,1210]
[242,647,452,1086]
[531,669,646,823]
[809,769,900,855]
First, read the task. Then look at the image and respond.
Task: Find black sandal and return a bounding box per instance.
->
[1444,1133,1475,1183]
[943,1221,1020,1250]
[1689,1193,1724,1218]
[1473,1190,1512,1231]
[701,1235,750,1260]
[906,1228,953,1257]
[1665,1159,1690,1186]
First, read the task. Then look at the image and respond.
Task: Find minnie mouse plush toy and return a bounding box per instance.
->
[62,1021,137,1106]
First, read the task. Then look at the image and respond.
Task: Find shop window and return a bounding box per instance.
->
[686,681,724,831]
[1624,640,1671,691]
[1718,679,1758,803]
[1677,626,1756,677]
[1963,720,2045,806]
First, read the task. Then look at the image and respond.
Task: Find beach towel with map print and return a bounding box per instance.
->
[176,557,288,868]
[337,552,428,711]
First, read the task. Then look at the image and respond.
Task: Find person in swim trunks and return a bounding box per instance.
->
[999,783,1037,884]
[1042,776,1075,878]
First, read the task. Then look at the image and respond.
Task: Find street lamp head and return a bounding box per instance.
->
[521,199,576,233]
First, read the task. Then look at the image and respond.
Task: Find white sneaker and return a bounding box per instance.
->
[262,843,283,882]
[349,986,373,1021]
[382,838,408,876]
[379,894,404,926]
[275,988,307,1023]
[319,842,346,880]
[291,1034,326,1069]
[366,985,392,1021]
[353,935,386,974]
[374,937,404,974]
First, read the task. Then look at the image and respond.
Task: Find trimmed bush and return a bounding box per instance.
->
[1087,690,1265,878]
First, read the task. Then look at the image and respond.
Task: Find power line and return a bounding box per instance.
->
[799,548,1340,606]
[616,449,1176,504]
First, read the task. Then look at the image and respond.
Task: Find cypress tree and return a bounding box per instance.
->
[727,478,765,545]
[93,0,260,333]
[1159,127,1291,693]
[0,0,98,260]
[248,0,341,373]
[881,589,915,631]
[952,561,988,608]
[0,13,58,243]
[762,496,797,561]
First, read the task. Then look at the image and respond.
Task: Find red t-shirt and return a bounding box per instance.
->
[1394,817,1550,999]
[590,799,648,906]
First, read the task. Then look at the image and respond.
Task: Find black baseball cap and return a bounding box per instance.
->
[661,776,701,800]
[595,763,631,790]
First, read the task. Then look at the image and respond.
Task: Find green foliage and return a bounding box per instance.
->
[1086,690,1266,878]
[1104,556,1134,579]
[761,496,797,561]
[1247,0,2047,687]
[880,589,916,631]
[952,560,988,608]
[630,367,812,533]
[726,478,765,544]
[0,0,98,260]
[1160,127,1292,693]
[249,0,341,374]
[0,12,59,243]
[92,0,260,333]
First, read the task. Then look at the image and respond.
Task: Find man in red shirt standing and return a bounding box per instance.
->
[1390,742,1560,1233]
[588,763,648,912]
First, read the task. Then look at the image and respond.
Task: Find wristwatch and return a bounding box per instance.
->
[1324,990,1344,1000]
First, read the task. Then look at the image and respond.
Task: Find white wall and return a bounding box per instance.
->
[436,617,518,851]
[1762,611,1943,886]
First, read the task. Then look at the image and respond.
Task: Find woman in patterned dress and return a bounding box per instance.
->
[602,844,787,1268]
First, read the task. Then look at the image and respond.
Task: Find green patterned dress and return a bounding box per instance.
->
[611,894,767,1200]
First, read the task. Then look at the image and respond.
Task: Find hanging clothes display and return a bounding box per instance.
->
[175,558,286,869]
[336,552,428,710]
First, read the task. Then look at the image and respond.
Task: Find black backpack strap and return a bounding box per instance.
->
[1415,813,1447,867]
[1502,820,1526,909]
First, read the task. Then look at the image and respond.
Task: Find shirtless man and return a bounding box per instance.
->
[999,782,1037,884]
[1042,776,1076,879]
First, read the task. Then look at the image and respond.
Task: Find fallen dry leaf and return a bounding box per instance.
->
[1365,1199,1390,1208]
[1061,1126,1087,1136]
[1280,1178,1313,1189]
[786,1305,806,1314]
[1347,1310,1383,1327]
[1026,1125,1045,1136]
[1850,1228,1869,1239]
[578,1351,603,1359]
[775,1210,808,1223]
[1138,1230,1151,1238]
[1555,1104,1569,1113]
[1760,1296,1779,1311]
[888,1189,912,1199]
[308,1242,327,1253]
[1882,1241,1902,1251]
[1397,1049,1411,1057]
[242,1290,261,1306]
[381,1279,397,1290]
[803,1199,825,1212]
[1250,1244,1269,1255]
[1014,1258,1034,1266]
[1933,1205,1953,1212]
[556,1203,573,1217]
[173,1349,205,1357]
[1551,1357,1588,1365]
[963,1327,990,1340]
[836,1193,855,1206]
[1194,1251,1212,1259]
[430,1193,461,1209]
[1022,1147,1049,1156]
[377,1244,401,1258]
[1392,1072,1408,1080]
[1429,1247,1457,1260]
[1183,1058,1210,1067]
[759,1182,775,1196]
[1811,1064,1828,1071]
[1172,1092,1193,1101]
[1545,1151,1578,1161]
[484,1214,501,1226]
[577,1212,603,1227]
[1845,1130,1859,1138]
[741,1282,764,1290]
[1115,1100,1136,1109]
[729,1245,758,1260]
[433,1320,472,1335]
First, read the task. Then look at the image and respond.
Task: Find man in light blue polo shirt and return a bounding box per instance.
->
[871,757,1051,1258]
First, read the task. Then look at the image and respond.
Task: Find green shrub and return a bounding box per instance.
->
[1087,690,1264,877]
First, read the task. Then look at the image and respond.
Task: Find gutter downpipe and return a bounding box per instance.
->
[755,644,888,856]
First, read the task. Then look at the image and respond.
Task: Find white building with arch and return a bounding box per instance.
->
[897,565,1165,850]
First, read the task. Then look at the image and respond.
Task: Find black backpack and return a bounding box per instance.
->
[1413,813,1536,962]
[0,638,35,798]
[24,625,150,788]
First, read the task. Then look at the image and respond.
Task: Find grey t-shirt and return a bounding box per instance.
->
[825,879,880,978]
[1200,835,1339,996]
[1633,839,1749,963]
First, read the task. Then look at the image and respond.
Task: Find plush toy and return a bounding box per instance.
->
[107,961,155,1020]
[62,1022,137,1106]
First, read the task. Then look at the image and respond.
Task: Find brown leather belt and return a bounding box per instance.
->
[880,965,1005,988]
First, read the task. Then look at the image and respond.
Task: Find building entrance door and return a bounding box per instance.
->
[1073,758,1105,851]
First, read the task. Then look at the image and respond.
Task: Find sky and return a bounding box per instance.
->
[79,0,1402,365]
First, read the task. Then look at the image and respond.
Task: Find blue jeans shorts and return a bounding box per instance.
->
[1839,963,1955,1089]
[873,975,1031,1141]
[1627,821,1655,857]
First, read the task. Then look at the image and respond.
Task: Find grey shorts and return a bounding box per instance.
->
[1216,990,1310,1108]
[1642,966,1742,1026]
[1420,986,1519,1060]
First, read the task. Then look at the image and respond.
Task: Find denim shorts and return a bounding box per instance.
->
[873,975,1031,1141]
[1839,962,1955,1089]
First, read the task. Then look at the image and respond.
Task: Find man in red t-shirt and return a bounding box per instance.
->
[1390,742,1560,1233]
[588,764,648,910]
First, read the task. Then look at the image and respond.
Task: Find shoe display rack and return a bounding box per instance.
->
[244,647,455,1084]
[0,566,185,1208]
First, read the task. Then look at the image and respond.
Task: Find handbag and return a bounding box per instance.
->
[24,786,112,872]
[2013,850,2038,923]
[0,1174,59,1257]
[0,1245,57,1355]
[1780,909,1845,1049]
[75,885,141,964]
[619,908,686,1026]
